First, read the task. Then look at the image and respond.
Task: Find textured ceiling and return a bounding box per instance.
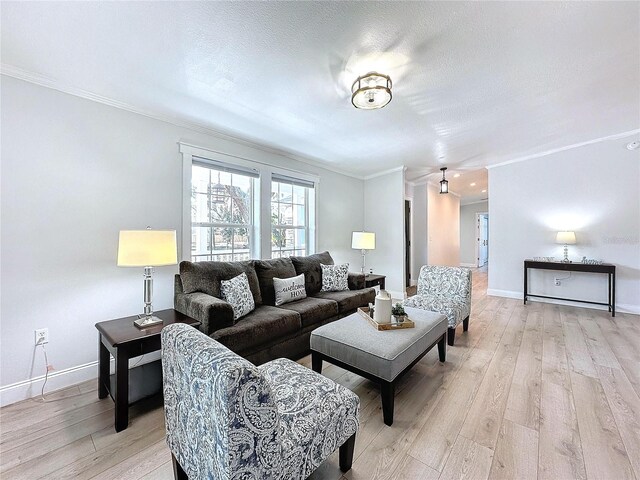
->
[2,1,639,184]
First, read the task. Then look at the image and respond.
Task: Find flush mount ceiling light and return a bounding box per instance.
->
[351,72,392,109]
[439,167,449,194]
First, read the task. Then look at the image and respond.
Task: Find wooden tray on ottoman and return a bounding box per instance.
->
[357,307,415,331]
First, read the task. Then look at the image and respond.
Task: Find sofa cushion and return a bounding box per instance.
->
[313,288,375,313]
[255,258,297,306]
[276,297,339,329]
[179,260,262,305]
[212,305,301,353]
[290,251,334,296]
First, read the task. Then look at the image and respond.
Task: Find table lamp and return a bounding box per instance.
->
[556,231,576,263]
[352,231,376,274]
[117,228,178,328]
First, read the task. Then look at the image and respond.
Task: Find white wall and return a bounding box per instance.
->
[460,201,489,266]
[364,169,405,297]
[488,137,640,313]
[427,183,461,266]
[410,183,428,283]
[0,76,364,404]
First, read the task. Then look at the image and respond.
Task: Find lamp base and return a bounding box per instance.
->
[133,315,164,329]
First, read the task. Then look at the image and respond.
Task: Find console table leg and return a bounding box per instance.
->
[612,273,616,317]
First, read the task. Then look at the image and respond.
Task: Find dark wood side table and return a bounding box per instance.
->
[365,274,386,290]
[95,309,200,432]
[523,260,616,317]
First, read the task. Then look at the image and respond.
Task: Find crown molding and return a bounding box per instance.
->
[363,165,406,180]
[1,63,365,180]
[486,128,640,169]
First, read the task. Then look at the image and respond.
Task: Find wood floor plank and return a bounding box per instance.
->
[396,455,439,480]
[562,308,599,378]
[504,307,543,430]
[594,311,640,363]
[594,365,640,479]
[137,461,174,480]
[617,356,640,399]
[90,438,171,480]
[579,315,622,369]
[459,304,526,449]
[488,419,538,480]
[439,435,494,480]
[570,370,635,480]
[538,304,587,480]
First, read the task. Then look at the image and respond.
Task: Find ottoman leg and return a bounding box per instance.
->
[311,351,322,373]
[339,433,356,472]
[448,327,456,346]
[381,381,395,426]
[438,333,446,362]
[463,316,470,332]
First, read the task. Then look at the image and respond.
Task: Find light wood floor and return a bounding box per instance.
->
[2,269,639,480]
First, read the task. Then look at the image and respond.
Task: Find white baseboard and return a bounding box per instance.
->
[460,263,477,268]
[487,289,640,315]
[0,360,100,407]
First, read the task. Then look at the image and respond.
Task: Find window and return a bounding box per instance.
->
[271,175,315,258]
[190,161,257,262]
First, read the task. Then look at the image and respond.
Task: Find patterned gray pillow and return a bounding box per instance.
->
[220,272,255,321]
[273,273,307,306]
[320,263,349,292]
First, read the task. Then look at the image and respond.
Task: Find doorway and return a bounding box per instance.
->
[476,213,489,267]
[405,199,411,287]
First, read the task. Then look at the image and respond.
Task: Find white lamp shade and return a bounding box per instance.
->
[117,230,178,267]
[555,231,576,245]
[352,231,376,250]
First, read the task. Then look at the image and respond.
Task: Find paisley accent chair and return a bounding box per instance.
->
[161,323,360,480]
[403,266,472,346]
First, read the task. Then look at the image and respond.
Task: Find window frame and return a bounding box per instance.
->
[180,142,319,262]
[270,179,314,258]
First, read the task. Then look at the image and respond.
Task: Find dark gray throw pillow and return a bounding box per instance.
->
[290,251,334,296]
[179,260,262,305]
[254,258,297,306]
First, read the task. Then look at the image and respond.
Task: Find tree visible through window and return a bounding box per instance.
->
[271,179,312,258]
[191,164,254,262]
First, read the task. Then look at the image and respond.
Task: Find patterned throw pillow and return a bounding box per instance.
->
[320,263,349,292]
[220,272,255,321]
[273,273,307,306]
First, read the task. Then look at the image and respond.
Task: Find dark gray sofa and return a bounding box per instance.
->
[174,251,375,365]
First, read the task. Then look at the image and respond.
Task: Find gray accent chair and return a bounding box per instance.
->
[161,323,359,480]
[403,265,472,346]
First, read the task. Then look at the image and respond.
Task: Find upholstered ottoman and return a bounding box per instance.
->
[310,307,447,426]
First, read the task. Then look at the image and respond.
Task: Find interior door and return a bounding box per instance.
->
[478,214,488,266]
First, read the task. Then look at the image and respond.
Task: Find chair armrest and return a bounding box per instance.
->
[174,292,234,335]
[348,272,365,290]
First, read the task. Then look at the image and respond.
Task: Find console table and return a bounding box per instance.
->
[523,260,616,317]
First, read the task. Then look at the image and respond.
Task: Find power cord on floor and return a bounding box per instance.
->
[40,342,50,401]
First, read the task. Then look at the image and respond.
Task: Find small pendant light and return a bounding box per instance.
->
[439,167,449,194]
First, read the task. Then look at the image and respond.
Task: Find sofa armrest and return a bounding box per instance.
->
[348,272,365,290]
[174,292,234,335]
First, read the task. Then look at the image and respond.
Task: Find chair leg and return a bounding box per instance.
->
[172,454,188,480]
[339,433,356,472]
[463,316,470,332]
[448,327,455,346]
[438,333,446,362]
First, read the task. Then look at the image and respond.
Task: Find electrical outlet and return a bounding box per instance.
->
[554,279,561,286]
[35,328,49,345]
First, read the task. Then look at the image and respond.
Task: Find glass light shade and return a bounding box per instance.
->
[352,231,376,250]
[556,231,576,245]
[440,179,449,194]
[117,230,178,267]
[351,72,392,110]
